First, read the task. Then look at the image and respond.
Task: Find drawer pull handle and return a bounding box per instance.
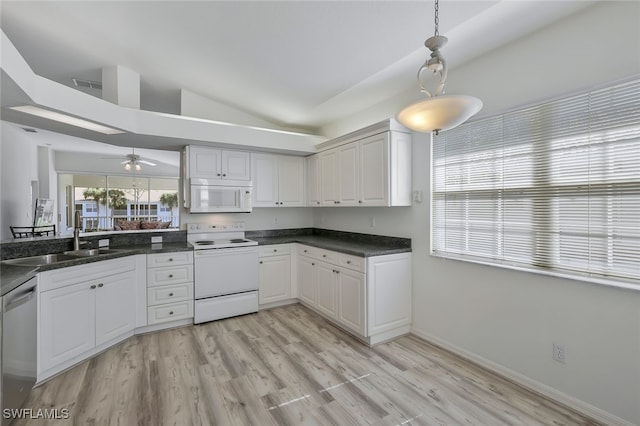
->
[90,285,96,289]
[347,261,351,264]
[217,173,221,177]
[322,254,327,258]
[169,258,173,262]
[273,249,277,252]
[312,263,315,266]
[259,261,263,264]
[169,293,174,297]
[98,283,104,288]
[169,274,174,278]
[169,311,174,315]
[223,174,227,177]
[304,250,308,253]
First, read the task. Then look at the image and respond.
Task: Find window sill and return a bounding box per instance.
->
[430,251,640,293]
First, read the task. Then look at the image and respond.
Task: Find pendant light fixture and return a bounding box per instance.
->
[397,0,482,134]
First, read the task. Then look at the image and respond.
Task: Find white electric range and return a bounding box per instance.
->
[187,222,259,324]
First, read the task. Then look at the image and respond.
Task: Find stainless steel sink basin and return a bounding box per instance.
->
[63,248,123,257]
[3,253,78,267]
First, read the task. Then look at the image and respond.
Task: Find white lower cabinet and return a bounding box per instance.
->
[146,251,194,325]
[337,268,366,336]
[315,261,338,318]
[38,257,137,380]
[258,244,294,306]
[296,244,410,345]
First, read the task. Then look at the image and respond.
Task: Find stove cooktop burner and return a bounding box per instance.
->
[229,239,248,243]
[195,240,215,245]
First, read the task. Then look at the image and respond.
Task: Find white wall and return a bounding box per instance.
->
[318,2,640,424]
[0,122,39,240]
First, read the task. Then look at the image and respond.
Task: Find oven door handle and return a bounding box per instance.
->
[194,247,258,256]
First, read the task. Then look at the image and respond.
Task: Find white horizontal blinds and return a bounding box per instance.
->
[432,79,640,282]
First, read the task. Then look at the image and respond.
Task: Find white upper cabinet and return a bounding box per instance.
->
[306,155,320,206]
[251,153,304,207]
[309,126,411,207]
[320,149,338,205]
[187,146,250,181]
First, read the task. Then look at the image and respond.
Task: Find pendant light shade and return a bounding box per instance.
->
[397,0,482,134]
[397,94,482,133]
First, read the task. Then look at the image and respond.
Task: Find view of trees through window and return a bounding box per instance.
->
[64,174,179,232]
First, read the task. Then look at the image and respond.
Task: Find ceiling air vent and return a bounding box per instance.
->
[71,78,102,90]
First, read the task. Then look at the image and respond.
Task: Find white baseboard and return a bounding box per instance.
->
[410,328,633,426]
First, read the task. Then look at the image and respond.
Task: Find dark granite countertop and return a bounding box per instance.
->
[247,228,411,258]
[1,242,193,297]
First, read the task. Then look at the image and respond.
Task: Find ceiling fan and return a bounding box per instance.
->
[103,148,156,171]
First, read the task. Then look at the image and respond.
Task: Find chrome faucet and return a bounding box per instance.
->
[73,210,81,250]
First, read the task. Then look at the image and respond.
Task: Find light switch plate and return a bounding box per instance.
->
[151,236,163,243]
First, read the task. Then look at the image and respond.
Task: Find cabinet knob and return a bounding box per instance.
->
[347,261,351,264]
[359,200,363,204]
[217,173,221,177]
[169,293,174,297]
[275,202,279,205]
[273,249,277,252]
[169,311,174,315]
[336,270,340,274]
[98,283,104,288]
[169,274,174,278]
[336,201,341,204]
[223,174,227,177]
[304,250,308,253]
[168,258,173,262]
[312,263,315,266]
[259,261,263,264]
[322,254,327,258]
[90,284,96,289]
[317,201,320,205]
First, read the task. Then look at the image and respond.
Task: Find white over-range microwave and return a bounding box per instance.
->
[187,179,253,213]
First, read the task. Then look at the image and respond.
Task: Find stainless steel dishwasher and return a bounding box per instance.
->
[2,277,37,419]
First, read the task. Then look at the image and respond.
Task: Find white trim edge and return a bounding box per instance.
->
[409,328,634,426]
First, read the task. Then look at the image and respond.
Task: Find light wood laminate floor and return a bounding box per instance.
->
[17,304,599,425]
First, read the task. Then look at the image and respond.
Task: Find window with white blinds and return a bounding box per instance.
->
[432,79,640,284]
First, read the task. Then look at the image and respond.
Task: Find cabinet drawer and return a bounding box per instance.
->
[339,253,365,272]
[297,244,318,259]
[40,256,136,292]
[258,244,291,257]
[147,265,193,287]
[147,251,193,267]
[147,282,194,306]
[317,248,338,264]
[147,300,193,325]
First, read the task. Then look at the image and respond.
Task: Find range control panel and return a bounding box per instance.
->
[187,222,246,233]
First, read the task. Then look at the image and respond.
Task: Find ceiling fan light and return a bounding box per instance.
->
[124,162,131,171]
[397,95,483,133]
[135,163,142,171]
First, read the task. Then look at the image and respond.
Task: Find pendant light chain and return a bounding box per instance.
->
[434,0,439,37]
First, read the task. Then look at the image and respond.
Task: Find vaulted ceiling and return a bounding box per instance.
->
[1,1,595,135]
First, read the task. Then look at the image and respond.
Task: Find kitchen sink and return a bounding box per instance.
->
[63,248,124,257]
[3,253,78,267]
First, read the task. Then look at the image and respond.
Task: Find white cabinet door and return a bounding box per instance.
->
[367,253,412,336]
[189,146,222,179]
[320,149,338,205]
[259,255,292,304]
[315,261,338,319]
[359,134,389,206]
[222,150,251,180]
[337,268,366,336]
[306,155,320,206]
[338,143,359,205]
[95,272,136,346]
[39,282,95,373]
[252,153,279,207]
[297,256,316,306]
[278,156,305,207]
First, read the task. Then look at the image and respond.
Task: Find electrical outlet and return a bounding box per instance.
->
[151,236,162,243]
[552,342,566,364]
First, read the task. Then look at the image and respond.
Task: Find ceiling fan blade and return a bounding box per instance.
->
[139,159,157,166]
[120,160,130,165]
